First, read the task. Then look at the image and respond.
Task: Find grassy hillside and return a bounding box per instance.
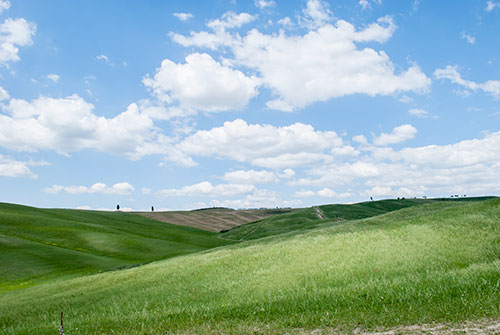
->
[1,199,499,334]
[222,198,434,241]
[136,207,295,232]
[0,203,233,292]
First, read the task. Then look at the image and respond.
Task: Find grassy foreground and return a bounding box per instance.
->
[1,199,499,334]
[0,203,232,292]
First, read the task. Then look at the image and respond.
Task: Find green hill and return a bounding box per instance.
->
[0,203,233,292]
[221,198,435,241]
[1,199,499,334]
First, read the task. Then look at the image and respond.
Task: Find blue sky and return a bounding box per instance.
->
[0,0,499,211]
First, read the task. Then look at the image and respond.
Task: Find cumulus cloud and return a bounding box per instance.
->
[255,0,275,9]
[208,189,302,209]
[460,32,475,45]
[44,182,135,195]
[486,1,500,11]
[0,1,10,14]
[278,168,296,179]
[223,169,279,184]
[177,119,343,168]
[359,0,382,10]
[232,16,428,111]
[408,108,429,118]
[293,190,316,198]
[373,124,417,146]
[0,94,186,162]
[96,54,110,63]
[143,53,259,112]
[0,154,40,178]
[170,3,430,112]
[0,17,36,65]
[434,65,500,98]
[173,12,193,21]
[291,130,500,199]
[317,187,351,198]
[299,0,333,29]
[47,74,60,83]
[0,86,9,101]
[208,11,257,31]
[158,181,255,197]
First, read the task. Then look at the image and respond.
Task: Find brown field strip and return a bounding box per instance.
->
[135,208,296,232]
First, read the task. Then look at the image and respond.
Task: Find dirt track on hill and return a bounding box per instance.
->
[299,319,500,335]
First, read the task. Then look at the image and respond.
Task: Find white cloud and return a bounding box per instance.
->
[232,16,429,111]
[460,32,475,45]
[278,168,296,179]
[158,181,255,197]
[141,187,151,195]
[169,11,256,51]
[0,0,9,12]
[47,74,60,83]
[96,54,110,63]
[0,17,36,65]
[353,134,368,145]
[0,94,182,161]
[373,124,417,146]
[277,17,293,27]
[300,0,333,29]
[143,53,260,112]
[207,11,257,31]
[317,187,351,198]
[399,94,414,104]
[359,0,382,10]
[291,130,500,199]
[173,12,193,21]
[209,189,301,209]
[435,65,500,98]
[0,1,9,14]
[408,108,431,119]
[178,119,343,168]
[359,0,370,9]
[486,1,500,11]
[222,169,278,184]
[331,145,360,157]
[44,182,135,195]
[170,4,429,112]
[255,0,275,9]
[0,86,9,101]
[0,154,38,178]
[293,189,316,198]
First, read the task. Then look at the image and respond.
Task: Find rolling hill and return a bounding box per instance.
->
[221,198,435,240]
[0,202,233,292]
[1,198,499,334]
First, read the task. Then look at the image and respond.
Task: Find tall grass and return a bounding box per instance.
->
[1,199,499,334]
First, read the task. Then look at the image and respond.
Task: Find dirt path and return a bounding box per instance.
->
[314,207,326,220]
[353,319,500,335]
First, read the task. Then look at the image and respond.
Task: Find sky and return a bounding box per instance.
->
[0,0,499,211]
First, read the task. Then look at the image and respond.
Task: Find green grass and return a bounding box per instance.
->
[0,203,233,292]
[1,198,499,334]
[221,198,435,241]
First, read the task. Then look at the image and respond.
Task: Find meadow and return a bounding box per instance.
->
[0,198,499,334]
[0,202,232,292]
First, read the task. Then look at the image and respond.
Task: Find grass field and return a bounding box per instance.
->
[1,198,499,334]
[0,202,232,292]
[221,198,434,241]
